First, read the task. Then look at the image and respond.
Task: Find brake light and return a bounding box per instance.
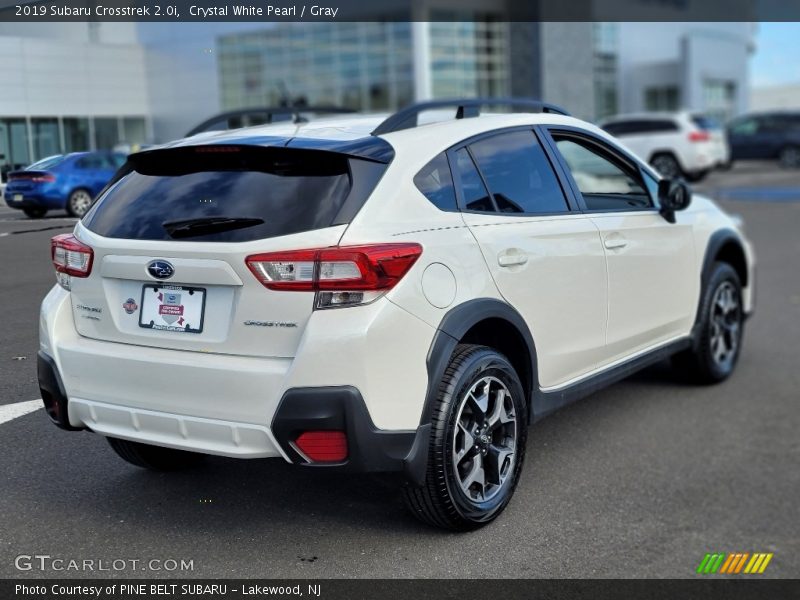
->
[293,431,348,463]
[51,234,93,289]
[246,243,422,308]
[9,173,55,183]
[688,131,710,142]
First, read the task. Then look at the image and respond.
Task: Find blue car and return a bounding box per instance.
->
[3,152,126,218]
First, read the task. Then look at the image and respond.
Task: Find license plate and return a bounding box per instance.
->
[139,285,206,334]
[13,194,23,201]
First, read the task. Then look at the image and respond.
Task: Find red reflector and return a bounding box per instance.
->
[294,431,348,463]
[688,131,710,142]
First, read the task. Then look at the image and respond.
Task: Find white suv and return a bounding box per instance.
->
[599,111,730,182]
[39,99,755,530]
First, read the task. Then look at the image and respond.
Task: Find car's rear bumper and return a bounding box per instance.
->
[4,189,63,210]
[38,349,425,474]
[38,285,434,474]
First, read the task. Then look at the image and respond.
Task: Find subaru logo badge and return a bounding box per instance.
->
[147,260,174,280]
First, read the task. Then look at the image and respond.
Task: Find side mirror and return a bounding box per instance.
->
[658,178,691,223]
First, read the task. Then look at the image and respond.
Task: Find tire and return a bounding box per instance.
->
[23,207,47,219]
[685,169,709,183]
[67,188,93,218]
[402,344,528,530]
[778,145,800,168]
[650,153,682,179]
[107,437,206,471]
[673,262,745,384]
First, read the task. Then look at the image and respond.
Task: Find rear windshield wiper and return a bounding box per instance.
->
[162,217,265,239]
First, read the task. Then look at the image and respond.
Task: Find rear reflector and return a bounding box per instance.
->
[688,131,710,142]
[246,243,422,308]
[51,234,93,282]
[294,431,348,463]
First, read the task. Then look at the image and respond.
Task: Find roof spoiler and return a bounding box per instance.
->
[371,98,570,136]
[185,105,357,137]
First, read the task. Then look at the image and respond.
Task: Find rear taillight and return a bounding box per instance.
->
[688,131,710,142]
[9,173,55,183]
[51,234,93,289]
[246,243,422,309]
[293,431,348,463]
[31,174,56,183]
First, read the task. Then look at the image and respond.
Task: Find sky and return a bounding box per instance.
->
[751,23,800,87]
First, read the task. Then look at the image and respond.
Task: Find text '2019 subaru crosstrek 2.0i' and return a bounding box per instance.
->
[39,99,755,530]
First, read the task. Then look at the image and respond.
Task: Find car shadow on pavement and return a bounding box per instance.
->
[4,358,703,541]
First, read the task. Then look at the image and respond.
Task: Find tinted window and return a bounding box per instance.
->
[454,148,494,212]
[691,115,721,130]
[76,154,110,170]
[84,147,385,242]
[468,130,568,214]
[729,118,758,135]
[553,135,652,211]
[603,119,678,136]
[414,152,457,211]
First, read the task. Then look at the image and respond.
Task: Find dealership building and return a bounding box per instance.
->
[0,17,754,171]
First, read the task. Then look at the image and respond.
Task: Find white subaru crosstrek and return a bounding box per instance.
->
[39,99,755,530]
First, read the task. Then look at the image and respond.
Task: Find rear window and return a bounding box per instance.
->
[83,146,387,242]
[603,119,679,135]
[27,155,65,170]
[691,115,721,130]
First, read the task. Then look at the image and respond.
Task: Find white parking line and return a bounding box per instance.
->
[0,399,42,425]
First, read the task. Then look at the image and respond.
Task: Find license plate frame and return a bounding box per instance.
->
[138,284,206,334]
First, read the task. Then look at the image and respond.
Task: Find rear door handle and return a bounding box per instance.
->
[497,250,528,267]
[603,236,628,250]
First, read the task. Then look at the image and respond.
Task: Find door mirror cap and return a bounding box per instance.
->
[658,178,692,223]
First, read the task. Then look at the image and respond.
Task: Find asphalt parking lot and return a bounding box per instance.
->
[0,162,798,579]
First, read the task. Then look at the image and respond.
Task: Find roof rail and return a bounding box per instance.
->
[371,98,570,136]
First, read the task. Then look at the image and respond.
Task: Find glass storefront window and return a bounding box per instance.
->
[94,117,119,150]
[122,117,147,145]
[31,118,60,160]
[63,117,90,153]
[0,119,31,174]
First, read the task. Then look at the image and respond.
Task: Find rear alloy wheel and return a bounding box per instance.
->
[403,344,527,530]
[67,188,93,217]
[673,262,744,384]
[779,145,800,168]
[650,153,682,179]
[23,207,47,219]
[107,437,206,471]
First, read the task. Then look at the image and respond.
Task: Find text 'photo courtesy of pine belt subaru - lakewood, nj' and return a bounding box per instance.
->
[38,99,755,530]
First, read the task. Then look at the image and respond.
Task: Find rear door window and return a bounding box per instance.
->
[454,148,495,212]
[468,130,569,214]
[83,146,386,242]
